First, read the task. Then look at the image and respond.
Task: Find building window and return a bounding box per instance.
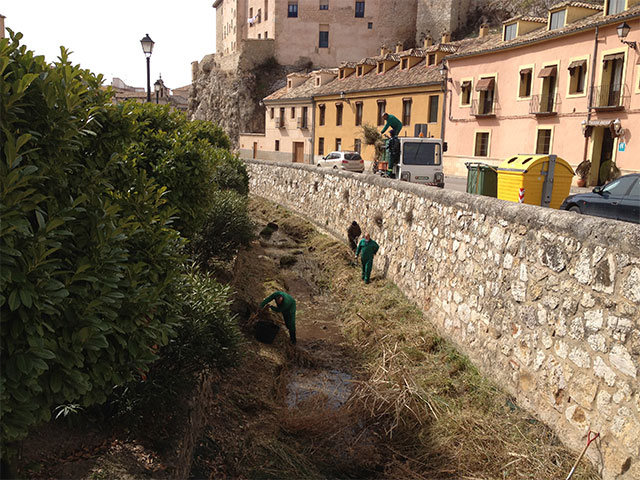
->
[355,102,363,126]
[537,65,557,113]
[275,140,280,151]
[428,54,436,65]
[258,34,261,39]
[354,138,362,153]
[428,95,438,123]
[401,58,408,70]
[476,77,496,115]
[368,22,373,29]
[320,0,329,10]
[402,98,412,125]
[549,10,565,30]
[270,107,274,119]
[568,60,587,94]
[318,137,325,155]
[336,103,343,126]
[288,2,298,17]
[355,1,365,17]
[257,8,262,22]
[377,100,386,126]
[474,132,490,157]
[302,106,308,129]
[319,30,329,48]
[279,107,285,127]
[461,81,472,105]
[504,23,517,41]
[265,32,268,38]
[519,68,532,98]
[535,129,552,154]
[599,53,624,107]
[291,107,296,119]
[377,62,383,74]
[319,104,326,126]
[357,66,363,76]
[607,0,625,15]
[265,0,268,20]
[335,138,342,151]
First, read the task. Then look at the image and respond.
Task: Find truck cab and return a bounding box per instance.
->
[387,137,445,188]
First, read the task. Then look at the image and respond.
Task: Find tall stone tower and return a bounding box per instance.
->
[416,0,489,41]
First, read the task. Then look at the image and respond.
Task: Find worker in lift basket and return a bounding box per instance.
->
[381,113,402,175]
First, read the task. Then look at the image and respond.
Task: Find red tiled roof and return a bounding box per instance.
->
[449,5,640,59]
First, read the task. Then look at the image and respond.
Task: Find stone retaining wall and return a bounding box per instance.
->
[246,160,640,480]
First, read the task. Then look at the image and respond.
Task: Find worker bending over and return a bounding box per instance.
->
[260,291,297,344]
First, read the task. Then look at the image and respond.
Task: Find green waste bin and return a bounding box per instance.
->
[465,162,498,197]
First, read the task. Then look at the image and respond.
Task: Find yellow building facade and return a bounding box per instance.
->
[312,46,446,163]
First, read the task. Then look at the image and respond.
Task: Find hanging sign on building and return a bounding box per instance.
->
[618,142,626,152]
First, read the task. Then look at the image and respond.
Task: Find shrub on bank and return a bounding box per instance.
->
[0,32,246,461]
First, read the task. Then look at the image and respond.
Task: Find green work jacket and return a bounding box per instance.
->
[261,291,296,314]
[356,239,379,261]
[381,114,403,134]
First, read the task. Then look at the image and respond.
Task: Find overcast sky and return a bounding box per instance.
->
[2,1,216,89]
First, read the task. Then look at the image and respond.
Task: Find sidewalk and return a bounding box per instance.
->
[445,175,592,195]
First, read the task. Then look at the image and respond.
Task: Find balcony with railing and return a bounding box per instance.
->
[529,93,559,116]
[591,84,628,110]
[471,98,495,117]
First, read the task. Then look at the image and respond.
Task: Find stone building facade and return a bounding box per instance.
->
[212,0,483,70]
[246,159,640,480]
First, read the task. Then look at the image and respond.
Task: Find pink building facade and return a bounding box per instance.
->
[445,4,640,187]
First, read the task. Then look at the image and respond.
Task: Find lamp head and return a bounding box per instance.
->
[140,34,154,57]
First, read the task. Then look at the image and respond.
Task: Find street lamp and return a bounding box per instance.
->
[140,34,155,102]
[617,22,637,50]
[154,78,162,104]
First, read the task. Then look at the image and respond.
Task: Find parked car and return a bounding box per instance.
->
[317,151,364,173]
[560,173,640,224]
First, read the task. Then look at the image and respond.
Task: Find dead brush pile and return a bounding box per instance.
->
[307,235,599,480]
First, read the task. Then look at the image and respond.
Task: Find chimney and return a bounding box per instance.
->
[191,61,199,81]
[479,24,489,38]
[423,34,433,48]
[395,42,403,53]
[441,31,451,43]
[380,44,389,56]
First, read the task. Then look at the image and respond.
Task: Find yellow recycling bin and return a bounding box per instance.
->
[497,154,574,209]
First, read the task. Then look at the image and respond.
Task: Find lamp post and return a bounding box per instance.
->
[438,61,451,142]
[154,78,162,104]
[140,34,155,102]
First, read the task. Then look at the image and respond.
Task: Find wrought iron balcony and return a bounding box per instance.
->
[471,99,495,117]
[529,93,559,115]
[591,84,627,110]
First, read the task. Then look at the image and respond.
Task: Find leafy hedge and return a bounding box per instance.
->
[124,104,249,239]
[0,32,249,456]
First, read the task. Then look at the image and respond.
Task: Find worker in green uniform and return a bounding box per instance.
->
[355,233,379,284]
[380,112,402,137]
[260,291,296,344]
[381,113,402,175]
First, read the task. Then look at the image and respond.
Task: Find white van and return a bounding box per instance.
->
[379,137,445,188]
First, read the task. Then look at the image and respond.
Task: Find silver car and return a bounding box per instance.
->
[317,151,364,173]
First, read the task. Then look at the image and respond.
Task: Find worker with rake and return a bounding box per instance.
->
[260,291,297,345]
[355,233,379,284]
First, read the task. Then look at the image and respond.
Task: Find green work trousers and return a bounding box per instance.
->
[361,258,373,283]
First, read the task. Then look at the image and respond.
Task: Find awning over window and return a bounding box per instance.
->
[475,77,495,91]
[461,80,471,88]
[567,59,586,70]
[602,52,624,62]
[538,66,557,78]
[519,68,532,75]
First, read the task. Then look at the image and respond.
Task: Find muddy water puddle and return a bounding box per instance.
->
[286,368,353,409]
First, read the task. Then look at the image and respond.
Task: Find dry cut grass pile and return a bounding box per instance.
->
[305,224,599,480]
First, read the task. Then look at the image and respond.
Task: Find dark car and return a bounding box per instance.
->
[560,174,640,224]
